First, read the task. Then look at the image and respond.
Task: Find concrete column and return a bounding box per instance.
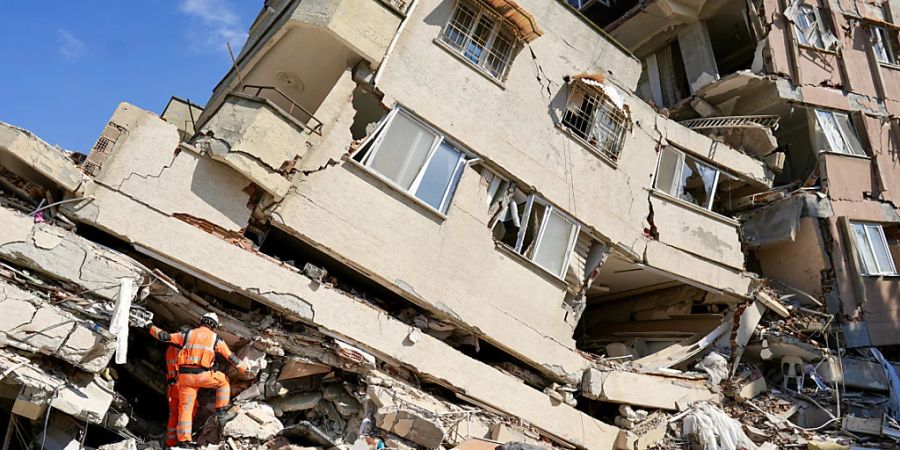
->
[677,22,720,93]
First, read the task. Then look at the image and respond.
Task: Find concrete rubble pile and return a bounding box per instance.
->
[4,0,900,448]
[2,152,899,450]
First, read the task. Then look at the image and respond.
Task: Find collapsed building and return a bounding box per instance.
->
[2,0,900,449]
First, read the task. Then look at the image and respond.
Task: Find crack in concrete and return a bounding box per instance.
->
[114,149,181,191]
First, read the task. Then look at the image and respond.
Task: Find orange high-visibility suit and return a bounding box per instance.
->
[164,345,181,447]
[151,325,244,444]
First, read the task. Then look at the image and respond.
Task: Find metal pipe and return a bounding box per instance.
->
[29,196,95,217]
[373,0,420,87]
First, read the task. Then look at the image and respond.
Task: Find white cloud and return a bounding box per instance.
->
[57,29,86,60]
[178,0,247,53]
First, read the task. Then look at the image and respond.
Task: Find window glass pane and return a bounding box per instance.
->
[815,110,848,154]
[678,156,717,208]
[873,27,892,63]
[796,7,825,47]
[866,225,895,274]
[533,210,575,276]
[465,15,495,64]
[853,223,879,274]
[834,113,867,156]
[443,3,476,49]
[369,113,437,190]
[414,142,464,211]
[655,147,681,195]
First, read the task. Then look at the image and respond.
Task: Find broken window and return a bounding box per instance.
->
[354,108,469,213]
[813,109,867,157]
[851,222,897,275]
[654,146,738,213]
[567,0,609,9]
[790,4,836,49]
[562,80,628,161]
[485,173,580,278]
[639,41,691,108]
[871,25,900,65]
[441,1,518,80]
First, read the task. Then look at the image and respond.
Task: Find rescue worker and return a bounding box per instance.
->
[149,313,249,447]
[161,326,193,447]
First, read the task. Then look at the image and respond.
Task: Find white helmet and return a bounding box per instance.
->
[201,312,220,328]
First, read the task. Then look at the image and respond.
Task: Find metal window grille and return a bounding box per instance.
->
[93,136,115,155]
[562,83,627,160]
[440,1,517,80]
[82,161,100,176]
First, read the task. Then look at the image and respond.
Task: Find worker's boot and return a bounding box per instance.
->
[173,441,197,449]
[215,407,237,426]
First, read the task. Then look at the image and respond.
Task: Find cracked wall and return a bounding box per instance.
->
[89,103,255,232]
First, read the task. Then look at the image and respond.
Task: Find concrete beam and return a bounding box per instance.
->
[63,185,622,450]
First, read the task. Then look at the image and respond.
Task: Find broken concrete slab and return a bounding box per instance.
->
[0,122,85,193]
[0,206,147,302]
[271,392,323,414]
[279,359,331,381]
[582,369,719,411]
[0,280,115,372]
[223,402,284,440]
[375,408,445,449]
[63,187,621,449]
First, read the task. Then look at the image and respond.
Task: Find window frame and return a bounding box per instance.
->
[357,108,470,214]
[792,4,832,50]
[561,81,628,162]
[653,146,728,211]
[851,222,898,275]
[814,109,868,157]
[871,25,900,65]
[484,170,581,279]
[439,0,519,82]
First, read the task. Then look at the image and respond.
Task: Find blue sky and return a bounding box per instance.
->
[0,0,261,153]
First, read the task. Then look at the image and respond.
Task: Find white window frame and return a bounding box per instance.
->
[793,4,829,49]
[485,172,581,279]
[511,195,580,278]
[871,25,898,65]
[561,82,628,161]
[851,222,897,275]
[439,0,518,81]
[814,109,867,157]
[357,108,469,214]
[653,146,727,211]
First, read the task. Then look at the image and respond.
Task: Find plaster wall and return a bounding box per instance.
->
[95,103,253,232]
[755,217,828,298]
[860,276,900,346]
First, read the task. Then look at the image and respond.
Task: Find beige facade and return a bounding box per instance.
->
[4,0,892,449]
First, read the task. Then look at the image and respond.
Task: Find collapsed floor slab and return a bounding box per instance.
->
[63,184,622,449]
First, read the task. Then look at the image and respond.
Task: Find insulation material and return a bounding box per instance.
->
[110,278,134,365]
[682,402,758,450]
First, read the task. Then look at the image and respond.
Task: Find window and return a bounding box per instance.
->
[871,26,899,65]
[813,109,867,156]
[354,109,469,213]
[654,146,737,213]
[639,41,691,108]
[486,177,580,278]
[562,81,628,160]
[794,5,826,48]
[440,1,517,80]
[851,222,897,275]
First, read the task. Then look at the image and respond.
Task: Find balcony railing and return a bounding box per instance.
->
[679,115,781,131]
[240,85,324,135]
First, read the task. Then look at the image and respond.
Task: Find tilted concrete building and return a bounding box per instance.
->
[1,0,898,449]
[570,0,900,345]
